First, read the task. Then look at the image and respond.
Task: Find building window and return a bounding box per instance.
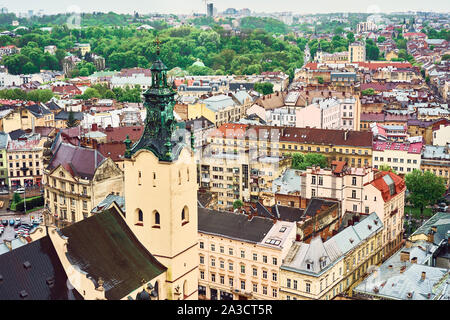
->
[200,256,204,264]
[229,248,233,255]
[211,274,215,282]
[200,271,204,280]
[263,286,267,295]
[240,250,245,258]
[252,268,257,277]
[352,177,357,185]
[306,283,311,293]
[272,288,277,298]
[240,265,245,274]
[263,255,267,263]
[287,279,291,288]
[293,280,298,290]
[273,257,277,265]
[220,260,224,269]
[253,253,257,261]
[211,258,215,267]
[181,206,189,225]
[199,242,204,249]
[229,278,233,287]
[211,244,215,251]
[154,211,160,226]
[263,270,267,279]
[272,272,277,281]
[253,283,257,293]
[240,281,245,290]
[229,262,233,271]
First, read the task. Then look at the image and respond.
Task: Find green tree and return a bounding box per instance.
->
[361,88,376,96]
[317,76,324,84]
[254,82,274,95]
[405,170,446,215]
[82,88,101,100]
[291,153,327,170]
[378,164,397,174]
[233,199,244,210]
[66,111,78,128]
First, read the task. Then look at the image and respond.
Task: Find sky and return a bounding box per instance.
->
[3,0,450,15]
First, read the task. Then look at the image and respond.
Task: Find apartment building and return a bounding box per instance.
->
[296,97,361,131]
[207,124,373,168]
[43,134,123,224]
[279,212,383,300]
[195,92,252,127]
[301,161,375,215]
[348,42,366,63]
[421,145,450,186]
[6,134,44,188]
[372,140,423,174]
[363,171,406,259]
[0,132,9,186]
[198,207,296,300]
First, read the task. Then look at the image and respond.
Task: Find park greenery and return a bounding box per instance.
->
[0,21,305,80]
[291,153,328,170]
[254,82,274,95]
[405,169,446,216]
[74,83,142,102]
[0,88,54,102]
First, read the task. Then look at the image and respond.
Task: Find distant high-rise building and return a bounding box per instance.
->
[207,3,214,17]
[348,42,366,62]
[0,7,8,14]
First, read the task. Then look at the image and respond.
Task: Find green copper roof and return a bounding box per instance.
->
[126,53,187,162]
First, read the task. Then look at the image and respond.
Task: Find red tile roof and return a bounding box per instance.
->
[98,126,144,143]
[370,171,406,202]
[97,141,125,162]
[357,62,412,70]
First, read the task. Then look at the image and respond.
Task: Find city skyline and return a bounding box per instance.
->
[2,0,450,15]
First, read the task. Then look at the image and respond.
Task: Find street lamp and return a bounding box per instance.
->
[20,164,28,213]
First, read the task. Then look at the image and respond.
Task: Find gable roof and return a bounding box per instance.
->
[61,208,167,300]
[0,236,83,300]
[48,141,105,180]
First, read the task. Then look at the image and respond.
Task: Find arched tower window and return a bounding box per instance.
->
[181,206,189,225]
[154,210,160,227]
[135,209,143,226]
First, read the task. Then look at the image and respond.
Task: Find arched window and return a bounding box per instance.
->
[154,211,160,225]
[181,206,189,225]
[135,209,143,226]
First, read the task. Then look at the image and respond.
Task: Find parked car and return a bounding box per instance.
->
[438,202,448,211]
[0,189,9,195]
[1,219,7,226]
[15,188,25,194]
[9,219,15,226]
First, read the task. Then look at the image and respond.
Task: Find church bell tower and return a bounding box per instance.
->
[123,41,198,300]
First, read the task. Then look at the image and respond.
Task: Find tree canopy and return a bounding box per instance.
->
[291,153,328,170]
[405,170,446,215]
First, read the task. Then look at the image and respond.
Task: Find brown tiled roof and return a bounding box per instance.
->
[98,141,125,162]
[254,92,287,110]
[99,125,144,143]
[278,126,373,148]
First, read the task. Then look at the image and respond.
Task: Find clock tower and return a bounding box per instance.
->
[123,45,198,300]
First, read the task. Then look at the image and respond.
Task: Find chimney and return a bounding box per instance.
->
[421,272,426,281]
[400,250,410,262]
[344,130,349,141]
